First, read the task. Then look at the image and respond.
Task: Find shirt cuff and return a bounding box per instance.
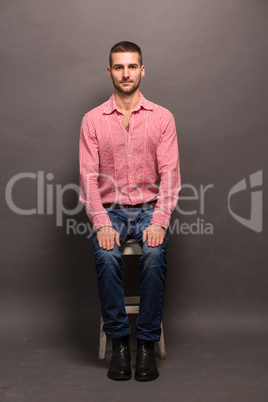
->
[92,213,112,233]
[150,212,170,230]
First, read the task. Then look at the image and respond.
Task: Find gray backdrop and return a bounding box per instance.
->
[0,0,267,399]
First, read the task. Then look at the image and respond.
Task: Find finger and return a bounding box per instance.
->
[102,237,107,249]
[143,230,147,243]
[109,235,115,250]
[105,233,112,250]
[151,234,156,247]
[147,232,152,247]
[97,234,103,249]
[106,234,114,250]
[105,237,110,250]
[115,232,121,247]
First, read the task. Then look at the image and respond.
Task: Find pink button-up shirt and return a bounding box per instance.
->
[79,92,181,232]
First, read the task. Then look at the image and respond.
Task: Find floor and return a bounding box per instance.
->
[1,329,267,402]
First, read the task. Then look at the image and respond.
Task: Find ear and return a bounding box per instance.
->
[107,66,112,79]
[141,65,145,78]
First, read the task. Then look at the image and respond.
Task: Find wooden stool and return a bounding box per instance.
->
[98,239,166,360]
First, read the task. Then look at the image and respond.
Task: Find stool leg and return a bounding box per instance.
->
[157,321,166,360]
[99,316,107,360]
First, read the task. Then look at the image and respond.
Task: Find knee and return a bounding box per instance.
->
[95,245,122,274]
[95,245,121,264]
[143,243,165,260]
[140,244,167,272]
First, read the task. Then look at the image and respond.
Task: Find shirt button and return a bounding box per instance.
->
[128,155,131,158]
[130,194,132,198]
[129,175,132,178]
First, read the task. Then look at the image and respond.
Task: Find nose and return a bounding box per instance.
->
[123,67,129,80]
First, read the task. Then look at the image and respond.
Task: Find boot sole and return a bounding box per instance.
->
[134,372,159,381]
[107,373,132,381]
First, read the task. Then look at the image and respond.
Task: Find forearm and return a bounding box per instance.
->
[150,167,181,229]
[150,110,181,229]
[79,189,112,233]
[79,114,112,232]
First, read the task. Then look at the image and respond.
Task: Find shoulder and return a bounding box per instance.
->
[80,98,111,132]
[83,99,109,121]
[148,102,175,132]
[142,95,175,121]
[142,96,176,134]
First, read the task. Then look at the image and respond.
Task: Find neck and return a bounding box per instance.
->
[114,89,140,113]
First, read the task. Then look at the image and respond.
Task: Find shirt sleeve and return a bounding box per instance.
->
[150,110,181,229]
[79,114,112,232]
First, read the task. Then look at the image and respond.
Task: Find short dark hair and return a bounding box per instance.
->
[109,41,143,67]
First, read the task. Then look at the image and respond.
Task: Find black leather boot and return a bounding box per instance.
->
[107,335,132,380]
[134,339,159,381]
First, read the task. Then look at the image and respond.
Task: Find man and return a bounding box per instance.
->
[79,41,181,381]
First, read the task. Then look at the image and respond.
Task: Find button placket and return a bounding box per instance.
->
[127,114,134,202]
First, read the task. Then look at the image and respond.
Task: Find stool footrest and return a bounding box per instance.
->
[99,305,166,360]
[124,296,140,305]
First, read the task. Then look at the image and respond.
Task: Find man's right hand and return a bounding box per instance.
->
[96,226,120,250]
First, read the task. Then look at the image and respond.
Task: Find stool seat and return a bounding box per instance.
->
[98,239,166,360]
[121,238,143,255]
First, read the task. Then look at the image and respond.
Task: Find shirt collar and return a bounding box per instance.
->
[103,92,154,114]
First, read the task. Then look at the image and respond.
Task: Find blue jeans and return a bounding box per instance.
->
[90,205,169,341]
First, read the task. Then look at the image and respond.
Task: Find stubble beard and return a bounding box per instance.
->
[112,75,141,96]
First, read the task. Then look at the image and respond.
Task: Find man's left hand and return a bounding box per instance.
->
[142,224,165,247]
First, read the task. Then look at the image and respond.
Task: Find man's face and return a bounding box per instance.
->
[108,52,145,96]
